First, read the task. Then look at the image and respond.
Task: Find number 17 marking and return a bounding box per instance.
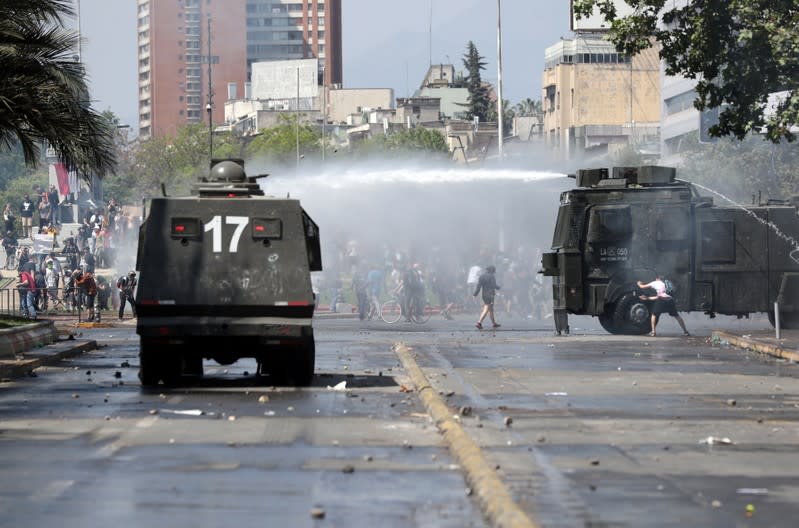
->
[204,215,249,253]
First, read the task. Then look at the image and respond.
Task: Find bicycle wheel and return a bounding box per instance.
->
[380,298,403,324]
[412,300,432,324]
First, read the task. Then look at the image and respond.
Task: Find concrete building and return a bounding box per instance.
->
[541,33,661,159]
[245,0,342,87]
[137,0,342,139]
[414,64,469,120]
[136,0,247,138]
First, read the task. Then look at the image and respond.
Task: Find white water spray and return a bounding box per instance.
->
[692,182,799,265]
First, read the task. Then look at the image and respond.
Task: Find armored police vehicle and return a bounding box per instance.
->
[135,159,321,386]
[541,166,799,334]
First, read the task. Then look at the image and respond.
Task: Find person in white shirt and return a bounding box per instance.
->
[637,274,690,337]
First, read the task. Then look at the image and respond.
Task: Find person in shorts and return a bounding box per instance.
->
[473,265,501,330]
[637,274,690,337]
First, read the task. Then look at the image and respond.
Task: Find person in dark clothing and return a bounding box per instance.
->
[117,271,137,320]
[62,237,79,271]
[19,194,34,238]
[473,265,501,330]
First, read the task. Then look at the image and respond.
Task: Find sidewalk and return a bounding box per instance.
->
[0,337,97,380]
[712,328,799,362]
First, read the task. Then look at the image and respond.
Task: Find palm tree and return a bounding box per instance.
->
[514,98,542,117]
[0,0,116,179]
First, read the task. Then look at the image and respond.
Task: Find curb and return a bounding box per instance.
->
[0,339,97,380]
[712,330,799,363]
[0,320,59,358]
[393,342,538,528]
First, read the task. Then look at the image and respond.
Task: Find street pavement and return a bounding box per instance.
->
[3,311,798,381]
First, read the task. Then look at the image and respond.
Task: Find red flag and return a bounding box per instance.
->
[55,163,70,196]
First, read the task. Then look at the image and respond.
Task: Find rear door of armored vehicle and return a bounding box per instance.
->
[135,196,321,385]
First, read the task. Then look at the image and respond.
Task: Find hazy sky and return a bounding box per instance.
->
[77,0,571,135]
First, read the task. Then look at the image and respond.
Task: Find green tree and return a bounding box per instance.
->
[572,0,799,143]
[679,136,799,202]
[245,114,320,166]
[353,127,448,159]
[514,98,542,117]
[0,0,117,177]
[487,98,515,135]
[462,41,491,123]
[119,124,240,201]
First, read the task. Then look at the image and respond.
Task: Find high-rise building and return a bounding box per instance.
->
[246,0,342,87]
[137,0,342,139]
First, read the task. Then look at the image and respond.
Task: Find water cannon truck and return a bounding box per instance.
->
[541,165,799,334]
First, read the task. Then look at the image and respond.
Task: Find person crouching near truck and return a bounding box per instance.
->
[637,274,690,337]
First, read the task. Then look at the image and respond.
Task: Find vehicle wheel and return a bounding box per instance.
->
[768,310,799,330]
[380,299,403,323]
[291,340,315,387]
[182,354,204,378]
[139,343,162,387]
[612,292,651,335]
[598,311,619,334]
[413,302,432,324]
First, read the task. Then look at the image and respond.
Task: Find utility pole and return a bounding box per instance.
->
[321,65,327,162]
[206,15,213,160]
[296,67,300,169]
[496,0,504,161]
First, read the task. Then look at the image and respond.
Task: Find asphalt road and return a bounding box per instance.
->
[1,313,797,527]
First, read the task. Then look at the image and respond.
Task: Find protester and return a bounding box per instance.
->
[637,274,690,337]
[117,271,137,320]
[473,265,501,330]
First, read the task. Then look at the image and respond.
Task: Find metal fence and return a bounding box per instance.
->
[0,284,122,321]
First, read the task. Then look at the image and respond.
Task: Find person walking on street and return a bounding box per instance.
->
[474,265,501,330]
[637,274,690,337]
[117,271,137,320]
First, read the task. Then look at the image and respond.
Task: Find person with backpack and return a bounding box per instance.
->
[117,271,137,320]
[637,273,690,337]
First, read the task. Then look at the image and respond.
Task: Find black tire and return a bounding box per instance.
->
[611,292,651,335]
[270,340,315,387]
[139,343,162,387]
[292,340,315,387]
[768,310,799,330]
[139,341,183,387]
[598,312,619,334]
[412,300,432,324]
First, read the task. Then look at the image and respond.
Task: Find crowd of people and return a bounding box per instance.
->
[1,189,139,322]
[318,241,552,325]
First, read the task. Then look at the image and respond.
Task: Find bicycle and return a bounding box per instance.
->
[380,295,404,324]
[380,293,431,324]
[408,293,431,324]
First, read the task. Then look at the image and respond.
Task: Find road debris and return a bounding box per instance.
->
[503,416,513,427]
[327,381,347,391]
[258,395,270,403]
[545,392,568,396]
[310,507,325,519]
[699,436,734,445]
[737,488,769,495]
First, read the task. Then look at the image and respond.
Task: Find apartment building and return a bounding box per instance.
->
[138,0,342,139]
[541,34,661,159]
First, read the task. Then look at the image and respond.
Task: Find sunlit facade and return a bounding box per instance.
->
[137,0,342,139]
